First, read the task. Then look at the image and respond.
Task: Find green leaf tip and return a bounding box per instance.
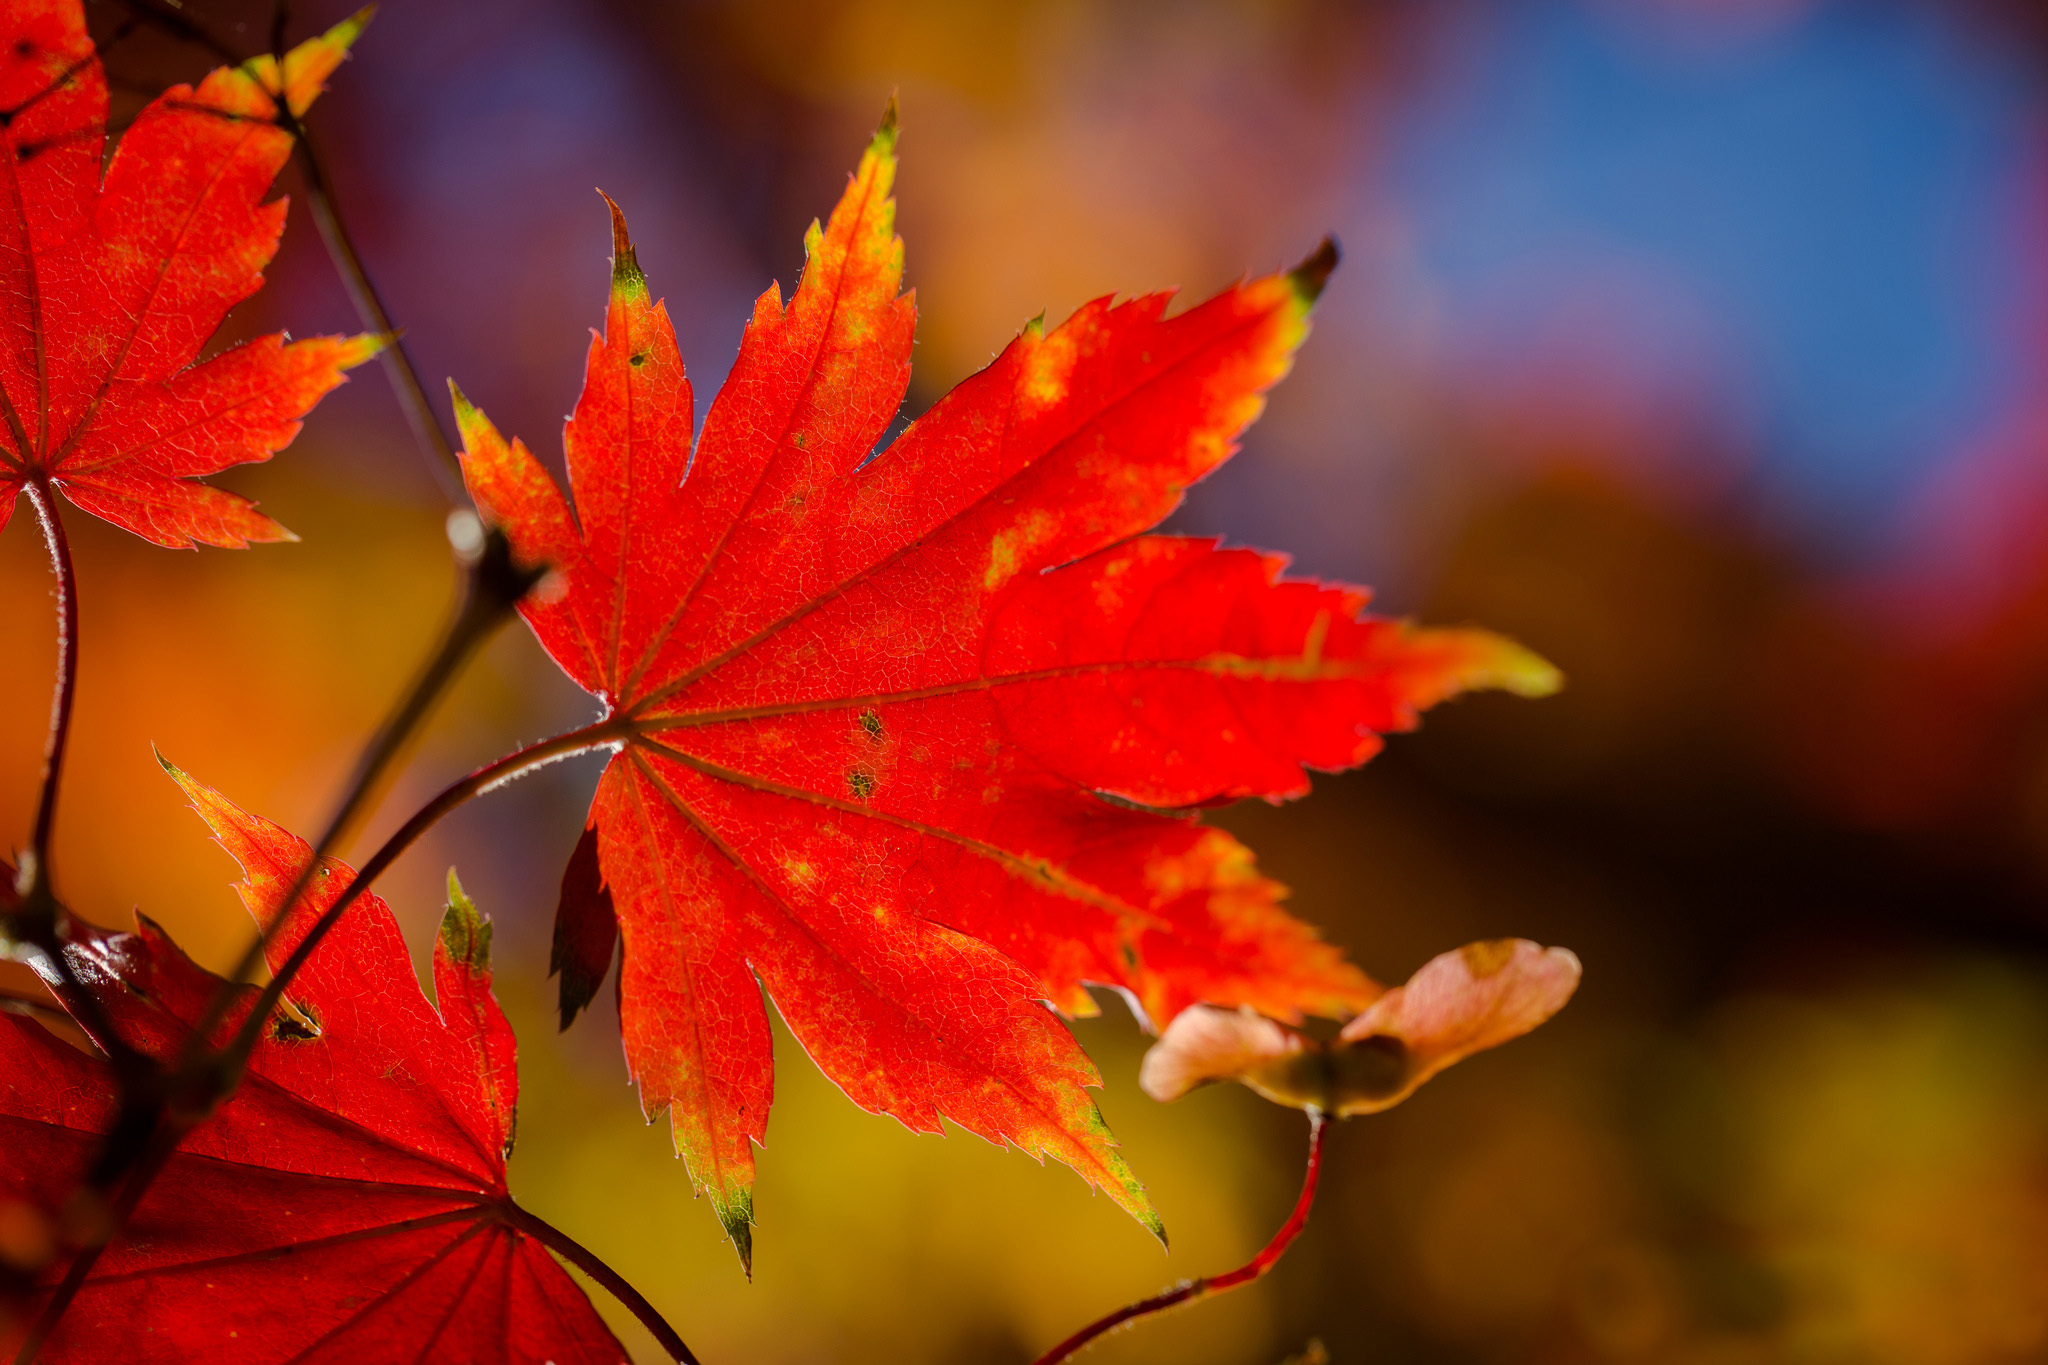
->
[1497,643,1565,699]
[870,94,900,157]
[153,749,209,808]
[327,4,377,53]
[1106,1148,1167,1249]
[438,869,492,972]
[599,192,646,295]
[715,1185,757,1280]
[446,379,485,434]
[1287,236,1341,305]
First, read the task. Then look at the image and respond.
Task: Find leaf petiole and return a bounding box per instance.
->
[1028,1110,1331,1365]
[505,1203,702,1365]
[21,483,76,883]
[7,485,146,1080]
[176,524,542,1071]
[216,708,626,1081]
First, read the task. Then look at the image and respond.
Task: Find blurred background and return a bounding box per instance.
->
[7,0,2048,1359]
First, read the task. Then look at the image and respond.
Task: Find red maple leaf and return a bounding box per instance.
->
[454,111,1559,1263]
[0,768,630,1363]
[0,1,376,549]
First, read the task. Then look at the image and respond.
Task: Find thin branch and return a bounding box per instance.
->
[116,0,459,499]
[107,0,244,66]
[1029,1111,1331,1365]
[286,119,463,497]
[268,0,292,74]
[506,1203,700,1364]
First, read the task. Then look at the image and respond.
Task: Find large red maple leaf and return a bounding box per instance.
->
[0,769,630,1363]
[0,1,376,548]
[454,112,1558,1263]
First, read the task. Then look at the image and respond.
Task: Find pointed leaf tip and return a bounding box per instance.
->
[599,192,645,293]
[340,3,379,43]
[336,332,388,369]
[439,870,492,972]
[447,380,490,439]
[1288,237,1340,304]
[270,5,376,118]
[1498,642,1564,698]
[872,94,900,155]
[1139,1199,1168,1250]
[715,1188,756,1279]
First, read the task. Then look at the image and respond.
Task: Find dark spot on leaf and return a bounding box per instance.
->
[847,770,876,800]
[859,710,883,742]
[14,40,35,58]
[269,1006,320,1043]
[629,352,647,367]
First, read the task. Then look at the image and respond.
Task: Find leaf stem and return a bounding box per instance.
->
[217,713,623,1076]
[7,484,143,1075]
[1028,1110,1330,1365]
[505,1203,701,1364]
[181,530,539,1059]
[21,483,75,876]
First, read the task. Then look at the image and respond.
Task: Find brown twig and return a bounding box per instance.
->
[284,118,464,497]
[1029,1111,1331,1365]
